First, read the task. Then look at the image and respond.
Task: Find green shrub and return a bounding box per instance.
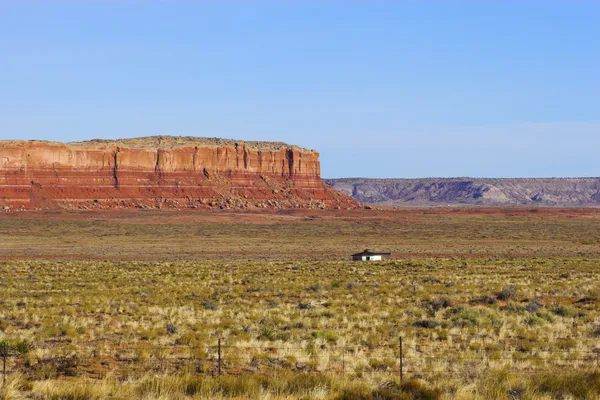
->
[200,300,219,311]
[447,305,501,328]
[551,305,586,318]
[423,297,453,313]
[412,320,441,329]
[522,314,547,327]
[311,330,338,344]
[503,301,526,313]
[525,299,544,313]
[497,286,518,301]
[0,339,32,355]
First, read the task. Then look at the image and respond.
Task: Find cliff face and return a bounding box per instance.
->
[0,138,358,210]
[325,178,600,207]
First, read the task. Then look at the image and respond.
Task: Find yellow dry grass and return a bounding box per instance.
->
[0,208,599,398]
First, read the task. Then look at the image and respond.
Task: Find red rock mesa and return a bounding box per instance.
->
[0,136,359,210]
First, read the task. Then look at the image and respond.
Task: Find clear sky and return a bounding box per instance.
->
[1,1,598,178]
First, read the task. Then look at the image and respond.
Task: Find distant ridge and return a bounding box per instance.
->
[325,177,600,207]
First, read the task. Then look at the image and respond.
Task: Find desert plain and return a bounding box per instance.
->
[0,207,599,399]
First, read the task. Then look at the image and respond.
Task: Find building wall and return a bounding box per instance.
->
[352,255,383,261]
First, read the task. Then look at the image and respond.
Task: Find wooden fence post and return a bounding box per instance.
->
[1,342,7,384]
[399,336,403,382]
[341,347,345,379]
[218,338,221,376]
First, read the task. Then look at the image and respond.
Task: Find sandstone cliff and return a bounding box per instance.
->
[0,137,359,210]
[325,177,600,207]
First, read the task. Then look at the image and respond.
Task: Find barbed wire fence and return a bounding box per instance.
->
[2,336,600,383]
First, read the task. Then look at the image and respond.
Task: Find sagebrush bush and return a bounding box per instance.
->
[497,286,518,301]
[412,320,441,329]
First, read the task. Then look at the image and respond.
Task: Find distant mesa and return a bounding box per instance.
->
[325,177,600,207]
[0,136,359,211]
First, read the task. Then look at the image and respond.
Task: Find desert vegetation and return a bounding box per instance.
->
[1,256,599,399]
[1,208,599,398]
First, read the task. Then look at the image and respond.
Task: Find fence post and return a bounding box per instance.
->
[217,338,221,376]
[399,336,403,382]
[341,347,345,379]
[2,342,7,384]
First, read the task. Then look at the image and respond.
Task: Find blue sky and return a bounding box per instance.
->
[1,1,598,178]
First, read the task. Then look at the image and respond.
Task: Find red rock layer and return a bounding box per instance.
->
[0,141,359,210]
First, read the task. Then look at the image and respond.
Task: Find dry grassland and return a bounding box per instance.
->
[0,208,599,399]
[1,208,599,261]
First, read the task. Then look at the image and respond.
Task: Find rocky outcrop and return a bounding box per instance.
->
[0,137,359,210]
[325,178,600,207]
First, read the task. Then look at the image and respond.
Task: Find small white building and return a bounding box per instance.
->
[351,249,391,261]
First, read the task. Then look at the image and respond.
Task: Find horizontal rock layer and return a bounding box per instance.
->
[0,140,358,210]
[325,177,600,207]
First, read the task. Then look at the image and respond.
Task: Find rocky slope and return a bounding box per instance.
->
[0,137,359,210]
[325,178,600,207]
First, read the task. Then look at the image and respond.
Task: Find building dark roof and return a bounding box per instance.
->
[352,249,391,257]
